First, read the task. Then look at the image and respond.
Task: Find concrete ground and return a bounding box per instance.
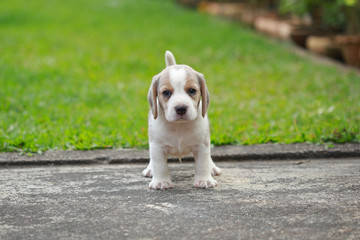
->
[1,158,359,239]
[1,143,360,165]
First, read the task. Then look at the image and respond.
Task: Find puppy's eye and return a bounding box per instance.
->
[188,88,197,95]
[162,90,172,97]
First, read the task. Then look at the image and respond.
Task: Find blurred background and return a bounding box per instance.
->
[180,0,360,67]
[0,0,359,153]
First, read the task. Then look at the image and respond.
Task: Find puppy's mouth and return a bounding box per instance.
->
[176,116,190,121]
[172,115,190,122]
[165,114,194,122]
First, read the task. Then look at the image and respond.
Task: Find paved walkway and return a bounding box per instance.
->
[1,158,359,239]
[1,143,360,165]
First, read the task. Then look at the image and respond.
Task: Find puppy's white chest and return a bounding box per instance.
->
[159,124,196,155]
[149,115,209,156]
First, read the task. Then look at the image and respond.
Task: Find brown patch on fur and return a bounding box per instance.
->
[148,75,160,119]
[158,76,174,103]
[185,77,200,101]
[156,72,174,115]
[197,73,209,117]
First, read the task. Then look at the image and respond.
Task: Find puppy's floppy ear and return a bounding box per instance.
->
[197,72,210,118]
[148,75,160,119]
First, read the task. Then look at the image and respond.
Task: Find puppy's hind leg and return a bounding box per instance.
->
[142,160,153,177]
[210,159,222,176]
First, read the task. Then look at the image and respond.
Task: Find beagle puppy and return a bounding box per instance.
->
[143,51,221,190]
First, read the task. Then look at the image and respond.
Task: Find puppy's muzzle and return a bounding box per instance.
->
[175,105,188,116]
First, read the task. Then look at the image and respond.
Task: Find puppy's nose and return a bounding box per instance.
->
[175,105,187,116]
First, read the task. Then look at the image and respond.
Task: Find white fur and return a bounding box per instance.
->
[143,51,221,190]
[165,50,176,66]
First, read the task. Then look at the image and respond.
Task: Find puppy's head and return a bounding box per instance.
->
[148,51,209,122]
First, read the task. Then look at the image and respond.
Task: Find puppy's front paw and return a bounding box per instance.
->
[142,167,152,177]
[211,166,222,176]
[149,180,174,190]
[194,177,218,189]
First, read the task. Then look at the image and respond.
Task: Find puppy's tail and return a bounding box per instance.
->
[165,50,176,67]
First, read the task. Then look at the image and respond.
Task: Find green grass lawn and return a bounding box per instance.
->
[0,0,359,153]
